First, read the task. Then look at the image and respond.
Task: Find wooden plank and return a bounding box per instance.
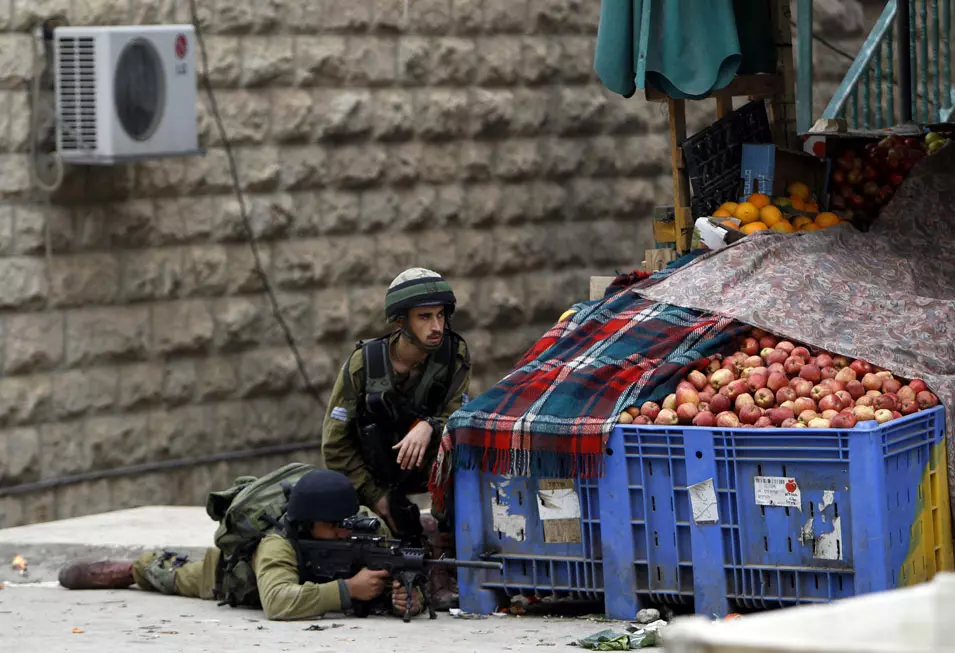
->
[667,98,692,253]
[644,248,677,273]
[653,219,676,243]
[769,0,799,149]
[644,74,784,103]
[715,92,733,119]
[538,479,581,544]
[589,276,616,301]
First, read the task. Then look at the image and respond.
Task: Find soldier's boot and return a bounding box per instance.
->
[58,559,135,590]
[427,532,459,611]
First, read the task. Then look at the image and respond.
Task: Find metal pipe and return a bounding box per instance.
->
[899,0,914,122]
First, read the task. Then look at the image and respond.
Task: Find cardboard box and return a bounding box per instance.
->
[740,144,831,206]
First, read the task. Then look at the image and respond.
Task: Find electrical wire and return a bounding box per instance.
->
[188,0,325,411]
[29,27,65,193]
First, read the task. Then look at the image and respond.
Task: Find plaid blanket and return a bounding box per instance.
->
[429,252,746,507]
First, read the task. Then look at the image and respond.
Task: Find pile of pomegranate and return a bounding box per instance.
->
[619,328,939,429]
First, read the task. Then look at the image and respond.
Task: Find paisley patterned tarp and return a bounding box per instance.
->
[636,143,955,505]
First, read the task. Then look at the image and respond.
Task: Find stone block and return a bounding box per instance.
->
[213,297,267,351]
[0,258,48,309]
[531,0,598,33]
[272,239,332,289]
[398,37,430,85]
[415,89,469,141]
[4,312,63,375]
[612,178,657,218]
[314,190,362,235]
[497,184,533,224]
[434,184,465,227]
[129,0,177,24]
[431,38,477,85]
[214,0,256,33]
[196,356,239,401]
[295,36,349,86]
[241,36,295,86]
[2,427,40,484]
[52,367,117,419]
[0,206,11,254]
[570,178,615,219]
[0,36,33,89]
[461,184,500,227]
[478,277,528,328]
[392,186,438,231]
[10,0,68,28]
[460,142,494,181]
[484,0,528,32]
[181,245,229,297]
[512,88,552,135]
[605,92,663,134]
[39,422,90,479]
[238,147,282,193]
[0,91,26,152]
[451,0,483,33]
[271,90,317,143]
[312,288,350,342]
[540,137,585,179]
[279,147,329,190]
[274,392,325,442]
[261,291,314,347]
[0,497,24,530]
[404,0,452,32]
[492,226,549,274]
[198,37,241,87]
[382,143,422,186]
[49,253,121,308]
[75,200,156,250]
[529,181,570,221]
[108,472,172,511]
[475,37,522,86]
[491,325,544,363]
[163,359,198,406]
[54,479,110,521]
[133,157,189,196]
[208,91,271,145]
[371,90,415,141]
[87,414,150,469]
[494,140,542,181]
[0,376,51,427]
[0,154,31,198]
[582,135,621,177]
[521,38,563,85]
[238,348,298,397]
[153,300,216,356]
[348,285,388,340]
[556,87,609,135]
[559,36,599,83]
[323,0,373,31]
[453,229,496,276]
[314,90,373,142]
[470,89,515,138]
[122,247,185,302]
[13,203,73,255]
[149,405,216,461]
[327,145,387,188]
[345,37,398,86]
[152,197,214,245]
[374,231,418,281]
[283,1,322,32]
[614,134,670,176]
[225,243,271,294]
[328,239,377,285]
[117,362,164,410]
[418,144,461,183]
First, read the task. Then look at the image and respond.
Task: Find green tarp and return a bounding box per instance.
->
[594,0,777,100]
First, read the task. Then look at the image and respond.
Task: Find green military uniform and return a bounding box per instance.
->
[322,331,471,511]
[131,507,393,621]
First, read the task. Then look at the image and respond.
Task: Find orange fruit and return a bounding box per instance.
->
[804,201,820,214]
[792,215,812,229]
[759,205,783,227]
[712,208,732,218]
[733,202,760,224]
[741,221,769,234]
[814,211,840,228]
[801,223,820,232]
[747,193,771,209]
[718,201,739,215]
[789,196,806,211]
[788,182,810,201]
[720,220,739,230]
[771,219,795,233]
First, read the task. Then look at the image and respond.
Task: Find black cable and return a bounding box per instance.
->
[0,443,322,498]
[188,0,325,411]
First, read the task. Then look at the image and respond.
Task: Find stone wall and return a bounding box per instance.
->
[0,0,876,528]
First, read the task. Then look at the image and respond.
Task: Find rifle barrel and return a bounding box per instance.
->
[427,558,503,571]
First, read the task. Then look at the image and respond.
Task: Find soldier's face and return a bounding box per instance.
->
[405,306,445,346]
[310,521,351,540]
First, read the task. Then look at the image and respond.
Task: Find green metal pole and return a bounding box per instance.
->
[944,0,951,107]
[920,0,929,122]
[932,0,940,119]
[796,0,813,133]
[886,27,895,124]
[900,0,914,122]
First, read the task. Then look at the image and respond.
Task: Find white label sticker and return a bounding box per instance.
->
[754,476,802,509]
[688,478,719,524]
[537,488,581,521]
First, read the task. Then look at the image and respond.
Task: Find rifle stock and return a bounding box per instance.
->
[296,535,502,622]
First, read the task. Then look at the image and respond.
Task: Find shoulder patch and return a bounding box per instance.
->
[330,406,348,422]
[462,393,470,405]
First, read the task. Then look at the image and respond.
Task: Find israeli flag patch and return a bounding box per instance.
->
[330,407,348,422]
[462,393,470,405]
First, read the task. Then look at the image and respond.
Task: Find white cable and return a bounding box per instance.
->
[29,26,65,194]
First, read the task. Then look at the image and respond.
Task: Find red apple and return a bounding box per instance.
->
[741,338,759,356]
[775,386,797,404]
[784,357,805,377]
[781,418,800,428]
[821,367,838,380]
[818,394,841,413]
[739,405,762,425]
[755,416,774,428]
[831,413,857,429]
[760,348,775,361]
[850,360,873,375]
[663,394,677,410]
[780,400,797,412]
[800,365,822,383]
[846,381,865,399]
[862,373,882,391]
[640,402,661,420]
[769,406,795,426]
[808,417,832,429]
[735,393,755,411]
[748,372,768,392]
[776,341,795,354]
[766,350,789,366]
[917,391,939,409]
[677,403,699,424]
[875,409,893,424]
[897,386,916,403]
[793,379,814,398]
[709,394,731,414]
[676,385,700,407]
[855,395,875,407]
[633,415,652,425]
[759,336,778,350]
[875,394,897,411]
[900,401,919,415]
[822,409,839,421]
[688,370,708,391]
[754,388,775,409]
[768,362,786,375]
[710,369,734,390]
[815,354,834,369]
[655,408,679,425]
[835,390,853,408]
[799,410,819,425]
[792,346,810,360]
[794,397,817,415]
[716,411,741,428]
[725,379,749,401]
[750,328,768,339]
[835,367,857,383]
[832,355,850,369]
[882,378,902,394]
[692,411,716,427]
[743,355,764,369]
[811,384,833,402]
[909,379,929,394]
[767,372,789,393]
[853,405,876,421]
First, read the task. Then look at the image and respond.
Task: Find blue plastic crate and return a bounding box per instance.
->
[455,468,603,613]
[601,406,952,619]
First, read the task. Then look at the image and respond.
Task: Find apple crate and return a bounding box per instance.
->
[599,406,952,620]
[454,468,603,614]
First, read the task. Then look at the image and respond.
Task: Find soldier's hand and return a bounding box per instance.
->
[392,420,432,470]
[345,568,389,601]
[391,579,423,616]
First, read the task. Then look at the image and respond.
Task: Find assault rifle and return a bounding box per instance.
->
[296,528,503,622]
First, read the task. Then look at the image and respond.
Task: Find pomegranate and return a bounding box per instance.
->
[688,370,708,391]
[693,411,716,427]
[676,385,700,407]
[716,412,741,428]
[830,413,857,429]
[709,394,731,414]
[808,417,832,429]
[800,365,822,383]
[739,405,762,425]
[794,397,817,415]
[677,403,699,424]
[754,388,775,409]
[853,405,876,421]
[640,402,661,421]
[798,410,819,425]
[655,408,679,425]
[835,367,857,383]
[710,369,734,389]
[735,393,755,411]
[917,391,939,409]
[784,357,805,376]
[776,341,795,354]
[882,378,902,394]
[909,379,928,394]
[846,381,865,399]
[874,409,893,424]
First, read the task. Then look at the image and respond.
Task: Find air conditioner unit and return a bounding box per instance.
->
[53,24,201,165]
